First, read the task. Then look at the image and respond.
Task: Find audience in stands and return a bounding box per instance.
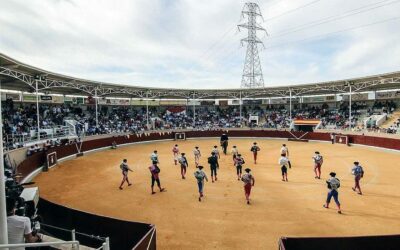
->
[2,98,399,151]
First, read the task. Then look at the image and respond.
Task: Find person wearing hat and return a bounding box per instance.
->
[280,144,292,168]
[312,151,323,179]
[150,150,159,164]
[241,168,255,205]
[207,152,219,182]
[278,153,289,182]
[231,145,239,164]
[172,144,179,165]
[194,165,208,201]
[212,145,220,159]
[351,161,364,195]
[149,161,165,194]
[220,133,229,155]
[234,154,245,180]
[119,159,133,190]
[324,172,342,214]
[193,146,201,167]
[250,142,260,164]
[178,152,189,179]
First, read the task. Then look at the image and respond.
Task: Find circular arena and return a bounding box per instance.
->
[1,2,400,249]
[33,136,400,250]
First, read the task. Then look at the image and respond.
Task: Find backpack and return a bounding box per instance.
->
[120,163,127,171]
[327,178,340,190]
[194,171,204,181]
[354,166,364,176]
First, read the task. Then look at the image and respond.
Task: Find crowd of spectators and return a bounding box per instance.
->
[2,98,399,150]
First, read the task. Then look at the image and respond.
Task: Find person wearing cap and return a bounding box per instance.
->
[280,144,292,168]
[207,152,219,182]
[241,168,255,205]
[193,146,201,167]
[231,145,239,164]
[250,142,260,164]
[150,150,159,164]
[178,152,189,179]
[234,154,245,181]
[324,172,342,214]
[119,159,133,190]
[149,161,165,194]
[6,197,42,250]
[312,151,323,179]
[351,161,364,195]
[194,165,208,201]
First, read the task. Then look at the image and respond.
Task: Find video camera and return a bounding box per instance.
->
[5,169,40,219]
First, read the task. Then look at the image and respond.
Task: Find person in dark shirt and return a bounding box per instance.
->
[208,152,219,183]
[234,154,245,180]
[250,142,260,164]
[220,133,229,155]
[119,159,133,190]
[178,153,189,179]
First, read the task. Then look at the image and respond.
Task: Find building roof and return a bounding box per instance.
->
[1,52,400,99]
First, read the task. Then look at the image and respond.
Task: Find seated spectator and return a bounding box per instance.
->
[6,197,41,249]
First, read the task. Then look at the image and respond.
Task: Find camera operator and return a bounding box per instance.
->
[6,197,41,249]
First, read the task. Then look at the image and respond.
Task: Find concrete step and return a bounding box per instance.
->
[380,110,400,128]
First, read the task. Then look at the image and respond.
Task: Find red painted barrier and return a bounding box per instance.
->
[18,131,400,180]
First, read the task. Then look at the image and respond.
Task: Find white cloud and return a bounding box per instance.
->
[0,0,399,89]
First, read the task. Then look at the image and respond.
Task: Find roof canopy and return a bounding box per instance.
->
[1,53,400,99]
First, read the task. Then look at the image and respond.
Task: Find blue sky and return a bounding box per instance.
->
[1,0,399,89]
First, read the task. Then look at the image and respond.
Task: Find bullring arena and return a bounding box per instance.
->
[2,1,400,249]
[33,136,400,249]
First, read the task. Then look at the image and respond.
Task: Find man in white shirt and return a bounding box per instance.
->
[323,172,342,214]
[193,146,201,167]
[231,145,238,165]
[278,154,289,182]
[280,144,292,168]
[7,197,41,250]
[150,150,159,163]
[212,145,220,159]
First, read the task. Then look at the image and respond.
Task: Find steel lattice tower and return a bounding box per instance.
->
[238,2,267,88]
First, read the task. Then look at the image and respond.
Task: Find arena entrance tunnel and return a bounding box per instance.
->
[16,130,400,249]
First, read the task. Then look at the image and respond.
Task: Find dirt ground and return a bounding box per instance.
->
[34,138,400,249]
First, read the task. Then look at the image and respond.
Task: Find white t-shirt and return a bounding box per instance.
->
[193,149,201,156]
[278,156,289,166]
[231,148,238,155]
[7,215,32,250]
[212,148,219,155]
[280,146,288,155]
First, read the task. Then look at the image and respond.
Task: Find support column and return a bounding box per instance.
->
[0,79,9,246]
[349,84,352,130]
[36,79,40,141]
[146,91,149,129]
[95,88,99,128]
[289,88,292,122]
[192,92,196,128]
[239,91,242,124]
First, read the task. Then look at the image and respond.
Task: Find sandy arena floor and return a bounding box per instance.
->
[34,138,400,249]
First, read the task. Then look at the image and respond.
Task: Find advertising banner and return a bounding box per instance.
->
[376,91,400,99]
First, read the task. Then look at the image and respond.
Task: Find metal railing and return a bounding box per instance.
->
[40,223,110,250]
[0,240,80,249]
[4,125,75,151]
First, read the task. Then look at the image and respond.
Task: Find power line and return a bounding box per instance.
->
[265,15,400,50]
[270,0,400,38]
[264,0,324,22]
